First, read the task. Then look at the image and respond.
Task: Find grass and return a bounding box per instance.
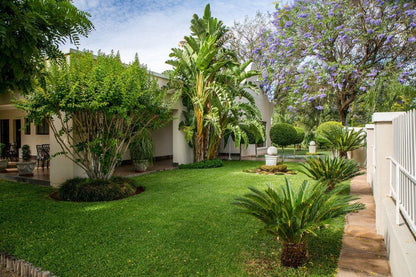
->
[0,161,345,276]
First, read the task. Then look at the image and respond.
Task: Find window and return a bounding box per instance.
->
[24,118,31,135]
[36,119,49,135]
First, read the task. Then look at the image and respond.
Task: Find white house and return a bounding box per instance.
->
[0,49,274,186]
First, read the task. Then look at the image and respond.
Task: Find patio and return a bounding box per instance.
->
[0,158,175,186]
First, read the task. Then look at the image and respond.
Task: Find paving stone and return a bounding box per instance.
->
[337,173,391,277]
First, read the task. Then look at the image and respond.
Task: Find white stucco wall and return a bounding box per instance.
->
[369,112,416,277]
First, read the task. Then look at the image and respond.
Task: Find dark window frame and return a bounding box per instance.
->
[36,119,49,135]
[24,118,31,135]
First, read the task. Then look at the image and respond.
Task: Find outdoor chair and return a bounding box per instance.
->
[36,144,50,169]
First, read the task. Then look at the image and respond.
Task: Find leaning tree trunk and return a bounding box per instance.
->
[281,242,308,268]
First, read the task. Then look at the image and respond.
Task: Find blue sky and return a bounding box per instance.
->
[70,0,277,73]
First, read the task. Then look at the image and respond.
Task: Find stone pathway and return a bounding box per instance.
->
[337,174,391,277]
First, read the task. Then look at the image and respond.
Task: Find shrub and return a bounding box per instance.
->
[315,121,343,145]
[58,177,137,202]
[179,159,223,169]
[21,144,31,161]
[270,123,297,161]
[293,127,305,145]
[233,178,364,267]
[299,156,363,190]
[259,164,288,173]
[320,128,366,158]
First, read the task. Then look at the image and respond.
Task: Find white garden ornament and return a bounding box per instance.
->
[265,146,278,166]
[309,141,316,154]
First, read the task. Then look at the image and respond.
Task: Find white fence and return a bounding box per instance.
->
[388,110,416,236]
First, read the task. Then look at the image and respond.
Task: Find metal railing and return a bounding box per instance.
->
[388,109,416,237]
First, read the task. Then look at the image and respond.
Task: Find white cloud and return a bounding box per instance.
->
[68,0,275,73]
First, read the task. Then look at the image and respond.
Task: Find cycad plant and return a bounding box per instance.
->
[319,127,366,158]
[233,178,364,267]
[299,156,363,190]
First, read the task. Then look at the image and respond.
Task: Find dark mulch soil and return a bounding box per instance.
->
[49,186,145,202]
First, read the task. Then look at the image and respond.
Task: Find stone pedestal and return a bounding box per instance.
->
[309,141,316,154]
[265,155,278,166]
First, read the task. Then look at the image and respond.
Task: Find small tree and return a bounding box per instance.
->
[17,52,172,180]
[270,123,297,162]
[293,127,305,157]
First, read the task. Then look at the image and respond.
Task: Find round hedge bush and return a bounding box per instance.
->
[315,121,343,144]
[294,127,305,145]
[270,123,298,147]
[58,176,137,202]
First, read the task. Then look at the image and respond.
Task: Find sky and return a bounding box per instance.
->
[68,0,277,73]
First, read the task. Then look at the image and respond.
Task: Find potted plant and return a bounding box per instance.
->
[16,144,36,176]
[0,143,8,172]
[129,135,153,172]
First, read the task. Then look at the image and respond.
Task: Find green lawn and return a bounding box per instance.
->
[0,161,344,276]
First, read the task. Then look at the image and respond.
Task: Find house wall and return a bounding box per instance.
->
[0,107,49,155]
[368,112,416,277]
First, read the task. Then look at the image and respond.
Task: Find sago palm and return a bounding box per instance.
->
[299,156,363,190]
[233,178,364,267]
[319,127,366,158]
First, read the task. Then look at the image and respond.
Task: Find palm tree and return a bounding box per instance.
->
[299,156,363,190]
[167,4,235,162]
[167,4,264,162]
[319,127,366,158]
[233,178,363,267]
[205,60,263,160]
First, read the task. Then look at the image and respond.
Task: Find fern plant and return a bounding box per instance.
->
[299,156,363,190]
[319,127,366,158]
[233,178,364,267]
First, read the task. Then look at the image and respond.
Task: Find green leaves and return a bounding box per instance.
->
[0,0,93,94]
[299,156,363,190]
[234,178,364,245]
[319,128,366,158]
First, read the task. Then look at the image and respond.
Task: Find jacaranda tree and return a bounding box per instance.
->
[17,52,172,180]
[255,0,416,124]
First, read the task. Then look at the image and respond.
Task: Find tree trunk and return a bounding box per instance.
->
[281,146,285,162]
[281,242,308,268]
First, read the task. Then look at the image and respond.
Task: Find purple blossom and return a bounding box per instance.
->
[408,37,416,43]
[352,38,359,43]
[304,33,312,39]
[335,24,344,30]
[404,3,409,8]
[315,106,324,110]
[359,86,367,91]
[293,89,299,94]
[318,93,327,98]
[410,22,416,27]
[284,21,293,28]
[386,35,393,43]
[299,13,309,18]
[378,33,385,39]
[404,9,416,16]
[316,13,323,20]
[367,29,374,34]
